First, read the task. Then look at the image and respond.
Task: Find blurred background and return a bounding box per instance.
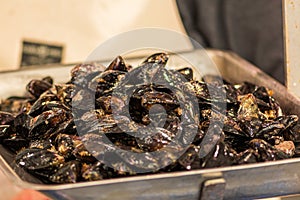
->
[0,0,191,70]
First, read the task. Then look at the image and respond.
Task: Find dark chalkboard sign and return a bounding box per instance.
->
[20,40,64,67]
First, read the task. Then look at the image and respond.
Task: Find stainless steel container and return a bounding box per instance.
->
[1,49,300,200]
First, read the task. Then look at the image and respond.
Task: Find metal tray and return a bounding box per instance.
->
[1,49,300,200]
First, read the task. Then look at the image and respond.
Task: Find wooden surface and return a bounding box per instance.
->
[283,0,300,97]
[0,169,20,200]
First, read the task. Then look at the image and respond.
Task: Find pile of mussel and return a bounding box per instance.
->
[0,52,300,184]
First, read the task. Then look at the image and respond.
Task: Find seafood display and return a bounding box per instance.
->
[0,52,300,184]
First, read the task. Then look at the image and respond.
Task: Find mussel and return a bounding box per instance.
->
[0,52,298,184]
